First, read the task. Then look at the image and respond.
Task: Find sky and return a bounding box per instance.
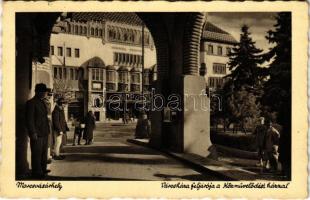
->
[207,12,278,53]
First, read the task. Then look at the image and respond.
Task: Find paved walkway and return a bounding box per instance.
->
[129,139,288,181]
[47,123,220,181]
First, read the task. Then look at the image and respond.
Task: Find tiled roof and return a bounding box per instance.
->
[202,22,237,44]
[71,12,143,26]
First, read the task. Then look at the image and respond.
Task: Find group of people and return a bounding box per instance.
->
[254,117,281,172]
[71,111,96,146]
[26,83,96,179]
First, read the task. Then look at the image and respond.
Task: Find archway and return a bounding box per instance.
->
[15,12,210,178]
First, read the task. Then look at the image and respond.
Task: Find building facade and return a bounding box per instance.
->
[200,22,237,91]
[32,13,157,122]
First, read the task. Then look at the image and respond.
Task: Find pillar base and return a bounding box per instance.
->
[183,75,212,157]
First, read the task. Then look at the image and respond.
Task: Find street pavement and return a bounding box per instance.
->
[48,122,220,181]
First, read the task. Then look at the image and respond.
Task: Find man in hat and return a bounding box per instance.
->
[52,97,68,160]
[254,117,267,167]
[26,83,51,179]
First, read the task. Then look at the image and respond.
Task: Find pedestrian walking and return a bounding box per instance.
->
[135,111,151,139]
[26,83,51,179]
[52,97,69,160]
[83,111,96,145]
[254,117,267,167]
[264,119,280,172]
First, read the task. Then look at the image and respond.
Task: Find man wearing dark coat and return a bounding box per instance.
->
[52,97,68,160]
[83,111,96,145]
[254,117,267,167]
[26,83,51,179]
[135,112,151,139]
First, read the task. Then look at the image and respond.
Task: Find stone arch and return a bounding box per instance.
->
[182,13,205,75]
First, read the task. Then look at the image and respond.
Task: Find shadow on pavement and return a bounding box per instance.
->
[60,153,178,165]
[153,173,220,181]
[63,145,158,155]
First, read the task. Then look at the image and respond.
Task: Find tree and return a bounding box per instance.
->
[226,86,261,134]
[262,12,291,179]
[227,25,264,90]
[221,25,264,133]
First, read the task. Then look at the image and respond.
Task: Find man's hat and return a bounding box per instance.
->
[35,83,50,93]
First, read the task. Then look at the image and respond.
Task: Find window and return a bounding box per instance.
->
[92,69,95,80]
[66,48,71,57]
[106,83,116,91]
[217,46,223,55]
[50,46,54,55]
[226,47,231,55]
[79,26,83,35]
[213,63,226,74]
[91,28,94,35]
[119,72,128,83]
[74,48,80,58]
[95,69,99,80]
[114,53,118,64]
[75,26,78,34]
[75,69,79,80]
[57,47,63,56]
[209,77,224,88]
[99,29,103,37]
[107,71,116,82]
[70,68,74,80]
[59,67,63,79]
[54,67,58,79]
[83,27,87,35]
[95,28,98,36]
[131,73,140,84]
[99,69,103,81]
[67,24,71,33]
[208,45,213,54]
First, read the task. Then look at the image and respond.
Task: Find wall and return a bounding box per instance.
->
[200,41,234,84]
[50,32,157,70]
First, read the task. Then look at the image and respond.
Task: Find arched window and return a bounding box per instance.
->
[79,25,83,35]
[95,28,98,36]
[124,32,128,41]
[83,26,87,35]
[67,24,71,33]
[99,29,103,37]
[116,30,121,40]
[75,25,78,34]
[91,27,94,36]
